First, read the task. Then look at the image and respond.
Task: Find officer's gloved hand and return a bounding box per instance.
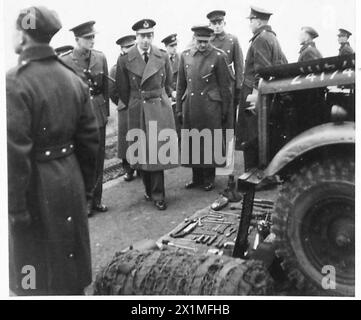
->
[176,112,183,125]
[9,211,32,230]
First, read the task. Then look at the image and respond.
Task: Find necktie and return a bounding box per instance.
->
[143,51,149,63]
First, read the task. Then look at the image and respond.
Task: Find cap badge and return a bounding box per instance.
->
[143,20,149,28]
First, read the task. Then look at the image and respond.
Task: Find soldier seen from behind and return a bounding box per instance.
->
[7,6,99,295]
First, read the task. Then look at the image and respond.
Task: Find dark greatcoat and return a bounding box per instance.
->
[298,41,323,62]
[7,45,99,295]
[109,62,128,159]
[170,53,180,92]
[116,45,178,171]
[236,25,287,151]
[210,32,244,129]
[339,42,354,56]
[176,45,232,168]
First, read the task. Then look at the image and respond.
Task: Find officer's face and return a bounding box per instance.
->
[338,35,348,44]
[77,35,95,50]
[166,44,177,56]
[121,45,134,54]
[210,19,225,34]
[195,39,211,52]
[298,30,310,44]
[249,18,261,33]
[137,33,154,51]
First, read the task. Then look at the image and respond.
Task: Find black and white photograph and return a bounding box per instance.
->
[0,0,358,302]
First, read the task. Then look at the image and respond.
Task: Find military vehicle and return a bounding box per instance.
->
[233,54,355,296]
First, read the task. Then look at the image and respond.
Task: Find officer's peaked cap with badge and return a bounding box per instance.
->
[207,10,226,22]
[132,19,156,34]
[191,25,214,41]
[116,35,136,47]
[70,21,97,38]
[302,26,319,39]
[338,28,352,38]
[246,6,273,20]
[161,34,178,46]
[16,6,62,42]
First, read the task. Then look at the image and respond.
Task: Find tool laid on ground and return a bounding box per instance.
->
[161,239,196,252]
[207,235,218,246]
[225,228,237,238]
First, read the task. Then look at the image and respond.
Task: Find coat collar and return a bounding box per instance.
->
[250,25,275,42]
[127,45,164,85]
[189,45,213,57]
[19,44,57,65]
[300,40,315,53]
[211,31,226,41]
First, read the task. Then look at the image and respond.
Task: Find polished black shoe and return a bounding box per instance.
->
[185,181,201,189]
[154,200,167,211]
[92,204,108,212]
[203,183,215,192]
[124,172,134,182]
[144,193,152,201]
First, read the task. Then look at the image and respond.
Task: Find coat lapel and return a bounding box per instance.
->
[127,46,146,78]
[141,45,163,86]
[89,50,98,69]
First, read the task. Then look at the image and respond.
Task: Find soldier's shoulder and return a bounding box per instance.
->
[92,49,107,59]
[226,33,239,42]
[213,46,227,58]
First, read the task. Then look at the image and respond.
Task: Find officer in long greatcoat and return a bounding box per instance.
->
[207,10,244,128]
[7,6,99,295]
[298,26,323,62]
[109,35,136,182]
[161,33,181,139]
[116,19,177,211]
[176,25,232,191]
[62,21,109,215]
[235,6,287,171]
[338,28,354,56]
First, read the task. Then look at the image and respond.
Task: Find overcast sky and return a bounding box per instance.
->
[3,0,356,69]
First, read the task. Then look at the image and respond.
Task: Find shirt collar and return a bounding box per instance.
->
[19,44,57,65]
[137,45,151,57]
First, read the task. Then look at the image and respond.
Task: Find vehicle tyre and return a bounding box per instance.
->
[272,156,354,296]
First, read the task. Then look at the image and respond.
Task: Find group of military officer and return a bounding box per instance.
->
[7,4,354,295]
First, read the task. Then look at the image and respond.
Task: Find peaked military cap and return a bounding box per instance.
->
[191,25,214,41]
[302,26,319,39]
[132,19,156,33]
[161,34,178,46]
[207,10,226,21]
[55,45,74,55]
[246,6,273,20]
[16,6,62,42]
[338,28,352,37]
[70,21,97,37]
[116,35,136,47]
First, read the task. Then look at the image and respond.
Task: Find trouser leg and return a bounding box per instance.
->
[203,168,216,185]
[192,168,204,184]
[141,170,152,197]
[149,171,165,202]
[122,158,134,175]
[93,126,105,206]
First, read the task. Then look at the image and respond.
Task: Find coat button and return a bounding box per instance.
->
[227,50,231,53]
[67,216,72,222]
[69,253,74,259]
[201,92,204,96]
[191,93,194,96]
[43,127,46,131]
[70,144,74,149]
[45,151,51,156]
[143,101,146,104]
[188,79,192,82]
[90,96,94,100]
[62,148,67,153]
[211,65,214,68]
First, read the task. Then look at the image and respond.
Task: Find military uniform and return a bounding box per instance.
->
[298,41,322,62]
[176,26,232,187]
[109,35,136,179]
[339,42,354,56]
[116,19,177,208]
[7,7,99,295]
[62,21,109,210]
[236,16,287,170]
